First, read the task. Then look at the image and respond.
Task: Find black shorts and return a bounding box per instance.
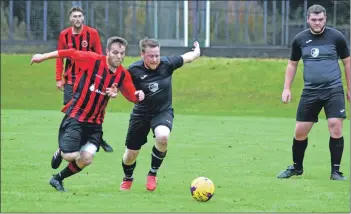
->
[63,84,73,105]
[296,87,346,122]
[58,114,102,153]
[125,109,174,150]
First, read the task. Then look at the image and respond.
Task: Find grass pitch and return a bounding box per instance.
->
[1,55,350,212]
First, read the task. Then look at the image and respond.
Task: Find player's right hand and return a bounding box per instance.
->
[106,83,119,98]
[56,80,64,91]
[135,90,145,101]
[282,89,291,104]
[30,54,45,64]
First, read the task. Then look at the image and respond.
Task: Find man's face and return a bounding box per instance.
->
[106,43,126,69]
[141,46,160,70]
[307,12,326,34]
[70,11,84,28]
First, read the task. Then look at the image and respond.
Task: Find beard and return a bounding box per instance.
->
[144,62,159,70]
[109,59,121,69]
[74,23,82,28]
[309,25,325,34]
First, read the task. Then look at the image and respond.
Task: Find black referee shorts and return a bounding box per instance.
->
[296,87,346,122]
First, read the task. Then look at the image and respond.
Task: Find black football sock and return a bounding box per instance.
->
[292,138,308,170]
[54,160,82,180]
[329,136,344,173]
[149,146,167,176]
[122,160,136,180]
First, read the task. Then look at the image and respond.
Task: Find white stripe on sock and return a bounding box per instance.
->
[152,152,164,160]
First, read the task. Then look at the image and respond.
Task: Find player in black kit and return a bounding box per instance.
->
[118,38,201,191]
[277,4,350,180]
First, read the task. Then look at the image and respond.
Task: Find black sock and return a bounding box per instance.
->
[329,136,344,173]
[54,160,82,181]
[149,146,167,176]
[122,161,136,180]
[292,138,308,170]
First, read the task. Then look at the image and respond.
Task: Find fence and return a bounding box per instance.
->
[1,0,350,54]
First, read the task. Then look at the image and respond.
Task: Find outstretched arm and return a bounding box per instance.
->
[181,41,201,63]
[31,51,59,64]
[31,49,103,64]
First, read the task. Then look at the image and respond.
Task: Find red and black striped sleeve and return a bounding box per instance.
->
[119,69,139,103]
[91,28,103,54]
[56,31,67,81]
[58,49,103,62]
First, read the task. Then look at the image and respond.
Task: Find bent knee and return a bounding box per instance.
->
[123,149,139,164]
[156,135,169,145]
[155,126,170,145]
[62,152,79,162]
[79,152,94,166]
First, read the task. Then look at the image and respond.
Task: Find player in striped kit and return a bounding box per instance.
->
[31,36,145,192]
[52,7,113,173]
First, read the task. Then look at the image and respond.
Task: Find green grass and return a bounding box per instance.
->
[2,55,349,118]
[1,110,350,212]
[1,55,350,212]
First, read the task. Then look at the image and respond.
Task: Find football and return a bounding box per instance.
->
[190,177,215,202]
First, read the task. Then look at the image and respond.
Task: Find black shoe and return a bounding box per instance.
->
[277,165,303,179]
[100,139,113,152]
[51,148,63,169]
[330,171,347,180]
[49,176,66,192]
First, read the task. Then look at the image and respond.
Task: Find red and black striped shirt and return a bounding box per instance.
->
[56,25,102,84]
[58,49,139,124]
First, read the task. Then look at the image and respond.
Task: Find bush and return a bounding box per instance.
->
[1,5,32,41]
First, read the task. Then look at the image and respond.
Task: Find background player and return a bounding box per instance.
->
[277,4,350,180]
[119,38,201,191]
[52,6,113,172]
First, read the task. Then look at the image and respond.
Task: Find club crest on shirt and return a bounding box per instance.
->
[311,48,319,58]
[148,82,159,92]
[82,40,88,48]
[89,84,95,91]
[89,84,106,95]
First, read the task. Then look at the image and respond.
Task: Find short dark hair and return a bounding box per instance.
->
[307,4,326,17]
[139,37,160,53]
[69,7,84,16]
[106,36,128,50]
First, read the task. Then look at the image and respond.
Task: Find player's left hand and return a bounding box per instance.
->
[30,54,45,64]
[106,83,119,98]
[192,41,200,53]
